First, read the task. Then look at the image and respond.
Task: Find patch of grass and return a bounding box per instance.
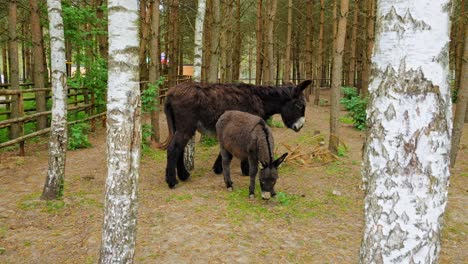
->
[226,188,317,223]
[0,224,7,239]
[278,163,298,175]
[324,190,352,211]
[142,147,166,163]
[325,161,346,176]
[460,172,468,178]
[165,194,192,202]
[337,145,348,157]
[17,192,66,214]
[276,191,298,206]
[339,116,354,125]
[24,240,32,247]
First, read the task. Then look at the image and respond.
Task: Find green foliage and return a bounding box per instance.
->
[276,192,298,206]
[337,145,348,157]
[142,78,165,113]
[141,124,153,149]
[200,135,218,147]
[68,123,92,150]
[340,87,368,130]
[266,117,285,128]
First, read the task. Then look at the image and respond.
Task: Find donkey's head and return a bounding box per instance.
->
[259,153,288,200]
[280,80,312,132]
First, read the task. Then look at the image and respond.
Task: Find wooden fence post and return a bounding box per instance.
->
[18,91,24,155]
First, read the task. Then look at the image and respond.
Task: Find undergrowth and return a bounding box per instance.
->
[340,87,368,130]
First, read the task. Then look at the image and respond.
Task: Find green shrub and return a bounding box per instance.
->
[68,123,91,150]
[340,87,368,130]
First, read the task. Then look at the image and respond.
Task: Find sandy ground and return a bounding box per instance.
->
[0,91,466,263]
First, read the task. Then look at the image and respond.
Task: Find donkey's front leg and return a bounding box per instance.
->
[220,148,233,191]
[248,158,258,199]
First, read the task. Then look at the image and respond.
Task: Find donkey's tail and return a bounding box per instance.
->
[158,101,176,150]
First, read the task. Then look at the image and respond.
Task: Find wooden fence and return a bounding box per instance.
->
[0,75,193,155]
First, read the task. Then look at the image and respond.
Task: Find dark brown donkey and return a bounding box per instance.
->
[161,80,312,188]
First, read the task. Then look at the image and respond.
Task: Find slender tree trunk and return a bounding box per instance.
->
[149,0,161,143]
[283,0,293,83]
[41,0,68,200]
[220,1,232,83]
[207,0,220,83]
[360,2,452,262]
[8,0,21,139]
[2,45,8,84]
[451,23,467,166]
[100,0,141,262]
[360,0,375,95]
[30,0,48,130]
[201,0,212,82]
[139,0,150,83]
[263,0,277,85]
[96,0,108,60]
[329,0,349,154]
[314,0,325,105]
[168,0,179,85]
[348,0,359,86]
[255,0,263,85]
[184,0,207,172]
[65,40,72,76]
[231,0,242,81]
[454,0,465,92]
[193,0,206,82]
[305,0,313,83]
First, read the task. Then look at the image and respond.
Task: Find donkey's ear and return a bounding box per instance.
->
[293,80,312,96]
[273,153,288,168]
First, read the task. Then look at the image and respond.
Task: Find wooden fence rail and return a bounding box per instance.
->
[0,75,193,154]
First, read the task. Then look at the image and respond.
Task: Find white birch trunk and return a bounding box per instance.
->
[41,0,68,200]
[184,0,206,171]
[360,1,452,263]
[193,0,206,82]
[99,0,141,263]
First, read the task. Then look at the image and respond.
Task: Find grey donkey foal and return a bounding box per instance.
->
[216,111,288,199]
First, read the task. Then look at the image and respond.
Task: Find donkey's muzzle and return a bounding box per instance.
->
[261,192,272,200]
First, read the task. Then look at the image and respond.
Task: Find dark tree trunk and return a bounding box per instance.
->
[139,0,150,83]
[30,0,48,130]
[8,0,21,139]
[314,0,325,105]
[231,0,242,81]
[149,0,161,143]
[255,0,263,85]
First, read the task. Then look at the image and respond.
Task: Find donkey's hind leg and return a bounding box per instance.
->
[220,148,233,190]
[213,153,223,174]
[241,159,250,176]
[166,132,191,188]
[177,147,190,181]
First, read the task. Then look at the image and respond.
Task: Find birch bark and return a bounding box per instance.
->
[360,1,452,263]
[41,0,68,200]
[99,0,141,262]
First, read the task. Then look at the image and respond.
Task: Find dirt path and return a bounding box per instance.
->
[0,92,466,263]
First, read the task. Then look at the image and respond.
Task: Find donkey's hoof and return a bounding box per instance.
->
[167,179,179,189]
[178,170,190,181]
[227,187,233,192]
[249,194,255,199]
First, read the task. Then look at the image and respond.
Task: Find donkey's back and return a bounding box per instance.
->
[165,82,266,133]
